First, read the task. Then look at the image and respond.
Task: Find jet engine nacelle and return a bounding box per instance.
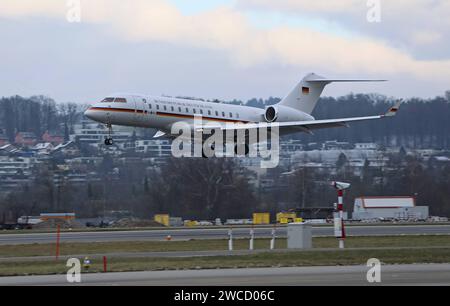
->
[264,105,314,123]
[264,106,278,122]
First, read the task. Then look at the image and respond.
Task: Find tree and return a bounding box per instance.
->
[148,158,257,219]
[361,159,372,185]
[336,153,348,169]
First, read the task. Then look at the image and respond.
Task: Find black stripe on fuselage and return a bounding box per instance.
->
[90,107,145,114]
[89,107,251,123]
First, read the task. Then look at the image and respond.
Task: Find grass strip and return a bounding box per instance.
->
[1,235,450,258]
[1,247,450,277]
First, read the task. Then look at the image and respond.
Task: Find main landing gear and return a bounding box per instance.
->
[104,124,114,146]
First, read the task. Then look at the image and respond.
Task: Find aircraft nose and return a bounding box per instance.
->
[84,107,104,122]
[84,108,95,120]
[85,106,109,124]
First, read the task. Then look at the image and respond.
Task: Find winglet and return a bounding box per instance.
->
[384,100,403,117]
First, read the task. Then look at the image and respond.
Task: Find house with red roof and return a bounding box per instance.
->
[15,132,38,147]
[0,134,9,146]
[42,131,64,145]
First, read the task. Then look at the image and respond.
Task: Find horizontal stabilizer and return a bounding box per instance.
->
[307,79,387,83]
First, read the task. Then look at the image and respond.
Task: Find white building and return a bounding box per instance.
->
[352,196,429,221]
[135,140,172,157]
[71,121,133,145]
[0,157,38,194]
[280,140,304,154]
[355,143,378,150]
[0,157,36,176]
[32,142,54,155]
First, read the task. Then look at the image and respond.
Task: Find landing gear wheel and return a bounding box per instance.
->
[105,124,114,146]
[104,137,114,146]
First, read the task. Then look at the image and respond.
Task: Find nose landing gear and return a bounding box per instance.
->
[104,124,114,146]
[104,137,114,146]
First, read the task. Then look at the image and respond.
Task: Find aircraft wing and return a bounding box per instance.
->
[211,101,402,133]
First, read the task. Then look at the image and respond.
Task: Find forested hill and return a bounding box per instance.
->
[0,96,85,142]
[238,93,450,149]
[1,93,449,149]
[311,94,450,149]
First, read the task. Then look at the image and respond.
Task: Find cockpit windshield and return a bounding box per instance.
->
[101,97,127,103]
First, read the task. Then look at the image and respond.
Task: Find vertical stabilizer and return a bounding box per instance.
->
[278,73,386,114]
[278,73,329,115]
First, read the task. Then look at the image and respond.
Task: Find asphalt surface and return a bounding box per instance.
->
[1,264,449,286]
[1,225,450,245]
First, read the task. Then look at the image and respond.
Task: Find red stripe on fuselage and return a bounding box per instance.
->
[88,107,251,124]
[89,107,145,114]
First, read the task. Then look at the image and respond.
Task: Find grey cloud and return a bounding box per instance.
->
[236,0,450,61]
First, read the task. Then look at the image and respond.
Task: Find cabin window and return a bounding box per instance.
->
[236,113,239,119]
[171,106,174,112]
[143,99,147,103]
[193,109,197,114]
[215,111,219,116]
[164,106,167,111]
[149,104,152,110]
[178,107,182,112]
[208,110,211,116]
[222,112,225,117]
[156,105,160,110]
[229,112,233,118]
[114,98,127,103]
[186,108,189,113]
[101,97,115,103]
[200,109,203,115]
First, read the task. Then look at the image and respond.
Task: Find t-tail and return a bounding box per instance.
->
[277,73,387,114]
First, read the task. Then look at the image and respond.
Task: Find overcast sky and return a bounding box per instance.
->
[0,0,449,104]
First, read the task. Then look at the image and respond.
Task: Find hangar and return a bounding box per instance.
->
[352,196,429,221]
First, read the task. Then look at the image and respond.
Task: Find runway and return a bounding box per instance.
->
[0,225,449,245]
[1,264,449,286]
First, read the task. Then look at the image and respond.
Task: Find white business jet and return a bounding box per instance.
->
[84,73,401,154]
